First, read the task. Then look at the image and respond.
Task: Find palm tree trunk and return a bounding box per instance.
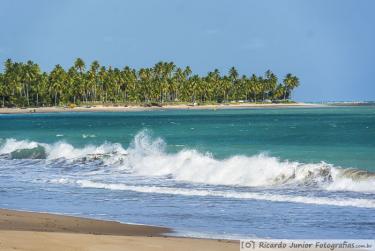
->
[283,88,288,100]
[26,87,29,106]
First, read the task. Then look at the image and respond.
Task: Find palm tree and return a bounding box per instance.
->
[28,62,42,106]
[229,67,239,82]
[49,64,66,106]
[73,58,87,102]
[37,73,49,106]
[74,58,85,74]
[221,76,232,103]
[23,60,42,106]
[283,73,300,100]
[138,68,152,103]
[3,59,16,105]
[0,58,300,106]
[248,74,260,102]
[228,67,239,100]
[188,75,201,103]
[66,67,78,104]
[88,60,100,101]
[264,70,278,101]
[97,66,107,103]
[208,69,222,102]
[123,66,138,102]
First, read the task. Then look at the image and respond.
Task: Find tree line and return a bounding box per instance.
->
[0,58,300,107]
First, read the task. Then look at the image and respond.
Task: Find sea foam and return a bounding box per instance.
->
[75,180,375,208]
[1,130,375,194]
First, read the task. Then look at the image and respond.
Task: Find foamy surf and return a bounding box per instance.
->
[74,180,375,208]
[1,130,375,196]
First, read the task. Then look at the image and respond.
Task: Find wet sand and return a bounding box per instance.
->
[0,208,169,236]
[0,209,237,251]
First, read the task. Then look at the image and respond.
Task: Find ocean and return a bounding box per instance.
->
[0,106,374,239]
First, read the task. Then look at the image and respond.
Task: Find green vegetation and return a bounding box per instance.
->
[0,58,300,107]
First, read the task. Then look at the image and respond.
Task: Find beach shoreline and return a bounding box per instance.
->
[0,102,325,114]
[0,208,238,251]
[0,208,170,236]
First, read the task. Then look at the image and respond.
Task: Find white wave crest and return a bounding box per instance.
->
[123,131,375,193]
[0,139,40,154]
[45,141,127,162]
[1,131,375,193]
[0,138,128,165]
[76,180,375,208]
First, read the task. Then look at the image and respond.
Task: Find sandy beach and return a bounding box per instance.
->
[0,103,323,114]
[0,209,237,251]
[0,209,368,251]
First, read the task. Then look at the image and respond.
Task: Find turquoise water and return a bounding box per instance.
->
[2,107,375,170]
[0,106,374,238]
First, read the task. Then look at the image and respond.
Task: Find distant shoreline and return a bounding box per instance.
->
[0,102,327,114]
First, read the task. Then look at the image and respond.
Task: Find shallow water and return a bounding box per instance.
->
[0,107,374,238]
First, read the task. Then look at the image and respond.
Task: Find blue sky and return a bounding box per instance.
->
[0,0,374,101]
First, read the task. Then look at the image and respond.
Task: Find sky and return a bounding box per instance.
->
[0,0,374,101]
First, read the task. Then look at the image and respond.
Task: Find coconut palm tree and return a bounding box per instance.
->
[49,65,66,106]
[88,60,100,102]
[138,68,153,103]
[0,58,300,106]
[283,73,300,100]
[264,70,278,101]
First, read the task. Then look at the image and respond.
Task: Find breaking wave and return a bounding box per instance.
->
[1,131,375,194]
[0,138,127,165]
